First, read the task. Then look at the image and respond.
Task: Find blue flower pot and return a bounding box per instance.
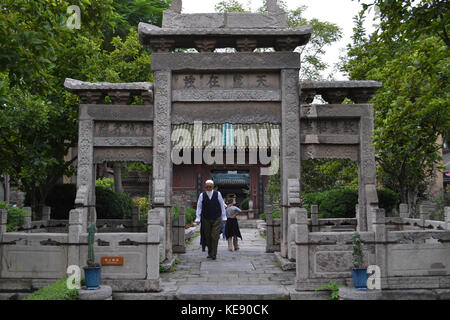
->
[83,266,101,290]
[351,268,368,290]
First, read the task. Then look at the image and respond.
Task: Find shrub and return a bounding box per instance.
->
[132,196,151,221]
[185,207,197,225]
[260,209,281,221]
[319,188,359,218]
[95,186,134,219]
[240,197,250,210]
[96,177,114,191]
[44,184,76,219]
[0,201,27,232]
[22,278,78,300]
[377,188,399,215]
[172,206,179,220]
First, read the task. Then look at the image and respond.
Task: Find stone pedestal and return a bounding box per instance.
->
[78,285,112,300]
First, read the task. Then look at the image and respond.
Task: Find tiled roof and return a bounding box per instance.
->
[172,123,280,149]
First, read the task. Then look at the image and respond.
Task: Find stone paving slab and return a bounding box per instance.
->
[176,285,289,300]
[200,261,255,272]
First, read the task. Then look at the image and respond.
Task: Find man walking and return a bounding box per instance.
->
[195,180,227,260]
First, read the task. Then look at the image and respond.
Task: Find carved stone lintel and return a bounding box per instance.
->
[78,91,104,104]
[108,91,131,105]
[150,38,175,53]
[194,39,217,52]
[275,37,299,52]
[236,38,257,52]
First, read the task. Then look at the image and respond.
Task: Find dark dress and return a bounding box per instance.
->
[225,205,242,240]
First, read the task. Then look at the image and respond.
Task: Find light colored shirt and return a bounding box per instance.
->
[226,205,241,218]
[195,191,227,222]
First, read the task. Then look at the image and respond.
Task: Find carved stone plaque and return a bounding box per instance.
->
[172,72,280,90]
[94,121,153,138]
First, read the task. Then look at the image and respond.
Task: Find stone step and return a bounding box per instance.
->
[176,285,289,300]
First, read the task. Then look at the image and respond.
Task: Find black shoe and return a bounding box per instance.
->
[207,255,213,259]
[212,256,216,260]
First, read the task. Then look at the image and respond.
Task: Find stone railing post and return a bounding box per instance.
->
[67,208,83,268]
[295,208,309,290]
[399,203,409,218]
[288,208,297,261]
[372,207,387,289]
[42,206,51,221]
[419,204,432,221]
[311,205,319,232]
[147,209,161,287]
[0,209,6,277]
[23,207,32,233]
[445,207,450,230]
[132,206,140,230]
[265,211,274,253]
[173,207,186,253]
[0,209,7,235]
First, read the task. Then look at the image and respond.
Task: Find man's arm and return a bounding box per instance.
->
[195,193,203,223]
[217,192,227,221]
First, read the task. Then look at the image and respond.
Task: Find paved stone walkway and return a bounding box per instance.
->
[157,228,296,299]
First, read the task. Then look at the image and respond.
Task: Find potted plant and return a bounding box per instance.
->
[351,232,368,290]
[83,223,101,290]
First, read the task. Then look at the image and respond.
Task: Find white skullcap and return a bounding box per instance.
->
[205,180,214,185]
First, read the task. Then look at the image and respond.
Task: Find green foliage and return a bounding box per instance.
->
[215,0,247,13]
[377,188,399,216]
[240,197,250,210]
[301,159,358,193]
[286,6,343,80]
[342,2,450,209]
[302,188,399,217]
[43,184,76,220]
[428,186,450,221]
[172,206,179,220]
[352,232,364,268]
[95,186,134,219]
[260,209,281,221]
[22,278,78,300]
[315,281,345,300]
[96,178,115,191]
[185,207,197,225]
[132,196,151,221]
[303,188,358,219]
[0,201,27,232]
[0,0,165,216]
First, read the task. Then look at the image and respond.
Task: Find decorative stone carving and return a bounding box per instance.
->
[108,91,131,105]
[78,91,104,104]
[288,179,301,205]
[236,38,257,52]
[275,37,300,52]
[194,39,217,52]
[149,38,175,53]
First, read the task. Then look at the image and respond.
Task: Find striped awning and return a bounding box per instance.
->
[172,123,280,150]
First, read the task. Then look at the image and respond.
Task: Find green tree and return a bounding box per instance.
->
[342,2,450,210]
[0,0,167,214]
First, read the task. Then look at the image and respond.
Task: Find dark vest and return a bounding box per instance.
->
[201,191,222,220]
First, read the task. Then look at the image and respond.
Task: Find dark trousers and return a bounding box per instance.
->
[202,217,222,257]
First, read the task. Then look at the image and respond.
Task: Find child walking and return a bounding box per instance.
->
[225,196,242,251]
